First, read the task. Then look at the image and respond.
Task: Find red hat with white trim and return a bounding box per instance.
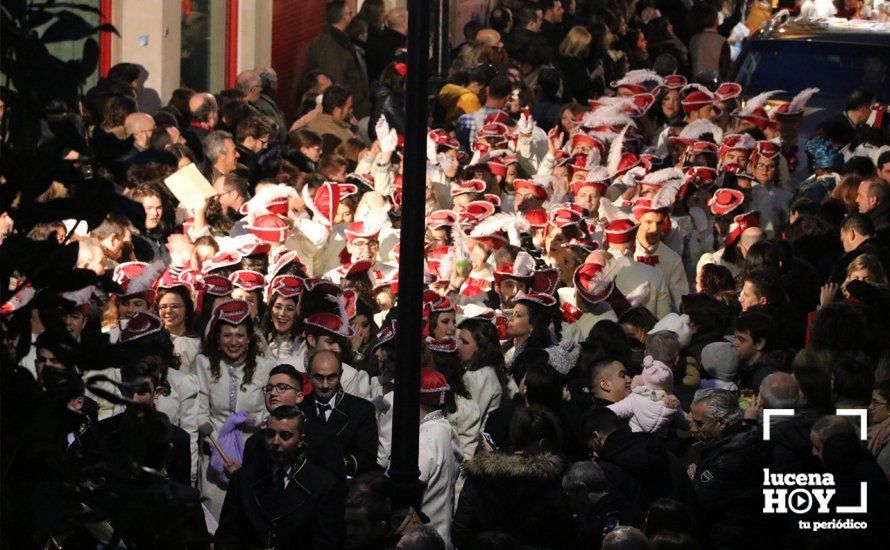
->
[113,261,159,302]
[727,210,761,246]
[513,179,548,201]
[113,261,149,288]
[464,201,496,221]
[483,193,502,207]
[422,290,454,314]
[236,237,272,257]
[343,290,358,320]
[611,69,664,95]
[205,251,243,273]
[267,249,305,279]
[715,82,742,101]
[203,274,234,297]
[628,93,657,117]
[345,221,380,242]
[604,219,639,244]
[731,90,784,130]
[770,87,819,119]
[266,275,304,302]
[549,206,582,228]
[719,133,756,159]
[514,291,558,309]
[484,110,511,125]
[708,188,745,216]
[245,213,290,243]
[338,182,359,199]
[679,166,719,200]
[487,158,508,178]
[523,208,549,230]
[373,320,397,351]
[419,367,450,406]
[302,181,341,230]
[477,122,508,140]
[451,179,486,197]
[303,277,342,296]
[342,260,373,278]
[427,210,459,230]
[532,268,560,295]
[210,299,252,329]
[426,336,459,354]
[662,75,687,90]
[494,251,536,286]
[304,311,354,338]
[750,140,782,166]
[229,270,266,292]
[669,119,724,148]
[346,172,374,191]
[571,132,604,153]
[119,311,163,343]
[238,184,296,217]
[371,269,399,293]
[155,269,191,292]
[574,263,614,305]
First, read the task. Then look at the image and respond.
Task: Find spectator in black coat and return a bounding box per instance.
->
[831,214,890,283]
[368,62,406,142]
[453,406,574,549]
[504,4,555,65]
[688,389,772,549]
[563,460,641,549]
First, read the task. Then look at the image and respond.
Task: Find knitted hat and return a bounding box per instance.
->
[640,355,674,392]
[701,341,739,382]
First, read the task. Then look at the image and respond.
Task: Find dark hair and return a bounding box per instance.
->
[581,406,624,438]
[821,432,862,474]
[793,365,834,412]
[681,293,730,334]
[618,307,658,335]
[645,498,696,538]
[734,311,782,352]
[698,264,736,295]
[743,269,786,308]
[205,312,261,389]
[809,302,868,353]
[515,4,542,29]
[489,7,512,35]
[155,286,197,337]
[428,345,471,415]
[121,354,166,393]
[843,156,876,178]
[833,358,874,405]
[845,89,876,112]
[108,62,140,84]
[514,300,556,349]
[877,150,890,171]
[269,364,304,388]
[649,531,699,550]
[325,0,347,26]
[487,75,513,101]
[322,84,352,114]
[236,115,274,143]
[346,493,392,527]
[585,320,632,367]
[103,94,137,127]
[509,405,563,454]
[269,404,304,421]
[522,356,564,411]
[379,62,407,94]
[745,241,780,273]
[841,213,875,237]
[262,292,301,342]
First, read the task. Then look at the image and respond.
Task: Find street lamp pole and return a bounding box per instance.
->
[389,0,431,511]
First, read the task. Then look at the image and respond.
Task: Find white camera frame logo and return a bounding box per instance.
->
[762,408,868,515]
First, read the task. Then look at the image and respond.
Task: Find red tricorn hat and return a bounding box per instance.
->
[426,336,459,354]
[493,251,536,286]
[266,275,304,302]
[211,299,251,328]
[304,311,354,338]
[726,210,761,247]
[523,208,549,230]
[451,179,486,197]
[574,263,614,305]
[345,221,380,242]
[604,219,639,244]
[228,270,266,292]
[119,311,163,343]
[245,214,290,243]
[513,179,548,201]
[514,291,558,309]
[419,367,450,406]
[427,210,459,230]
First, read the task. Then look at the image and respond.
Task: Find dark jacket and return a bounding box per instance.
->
[505,28,555,65]
[868,200,890,237]
[452,451,573,549]
[234,143,263,186]
[306,26,371,119]
[368,81,406,142]
[183,123,212,161]
[79,409,192,486]
[596,426,694,511]
[299,390,378,477]
[573,491,642,550]
[365,28,406,81]
[215,456,346,550]
[829,237,890,283]
[767,409,824,473]
[691,424,772,549]
[738,349,791,392]
[557,55,594,104]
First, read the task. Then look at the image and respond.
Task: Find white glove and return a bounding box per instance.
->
[517,111,534,136]
[375,116,391,142]
[437,152,458,172]
[379,128,398,154]
[427,135,438,163]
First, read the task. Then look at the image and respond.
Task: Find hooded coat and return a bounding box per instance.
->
[452,451,573,549]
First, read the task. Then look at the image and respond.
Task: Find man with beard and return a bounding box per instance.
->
[325,222,395,284]
[202,173,249,237]
[633,202,689,309]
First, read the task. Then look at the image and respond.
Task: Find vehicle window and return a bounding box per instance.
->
[735,40,890,101]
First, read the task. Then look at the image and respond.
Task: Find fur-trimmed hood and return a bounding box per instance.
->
[462,451,565,480]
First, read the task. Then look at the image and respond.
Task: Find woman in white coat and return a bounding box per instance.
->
[155,284,202,375]
[427,337,482,460]
[260,275,304,367]
[457,318,509,427]
[195,299,275,520]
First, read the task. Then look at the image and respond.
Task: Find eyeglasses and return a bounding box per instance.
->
[263,383,299,394]
[351,240,379,250]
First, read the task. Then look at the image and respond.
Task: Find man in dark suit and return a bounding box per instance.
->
[79,357,191,485]
[215,405,346,550]
[301,349,378,477]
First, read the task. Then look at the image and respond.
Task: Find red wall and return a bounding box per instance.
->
[271,0,328,124]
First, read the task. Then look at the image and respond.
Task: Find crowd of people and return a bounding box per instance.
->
[2,0,890,548]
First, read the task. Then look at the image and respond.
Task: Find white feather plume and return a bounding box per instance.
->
[470,213,531,246]
[642,167,685,188]
[738,90,784,116]
[651,183,679,211]
[513,251,537,277]
[682,83,712,96]
[324,293,350,335]
[678,119,723,144]
[61,285,96,307]
[788,87,820,115]
[598,198,634,222]
[614,69,664,88]
[582,104,634,130]
[607,126,630,177]
[585,166,610,182]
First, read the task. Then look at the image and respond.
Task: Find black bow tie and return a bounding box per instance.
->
[317,402,332,418]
